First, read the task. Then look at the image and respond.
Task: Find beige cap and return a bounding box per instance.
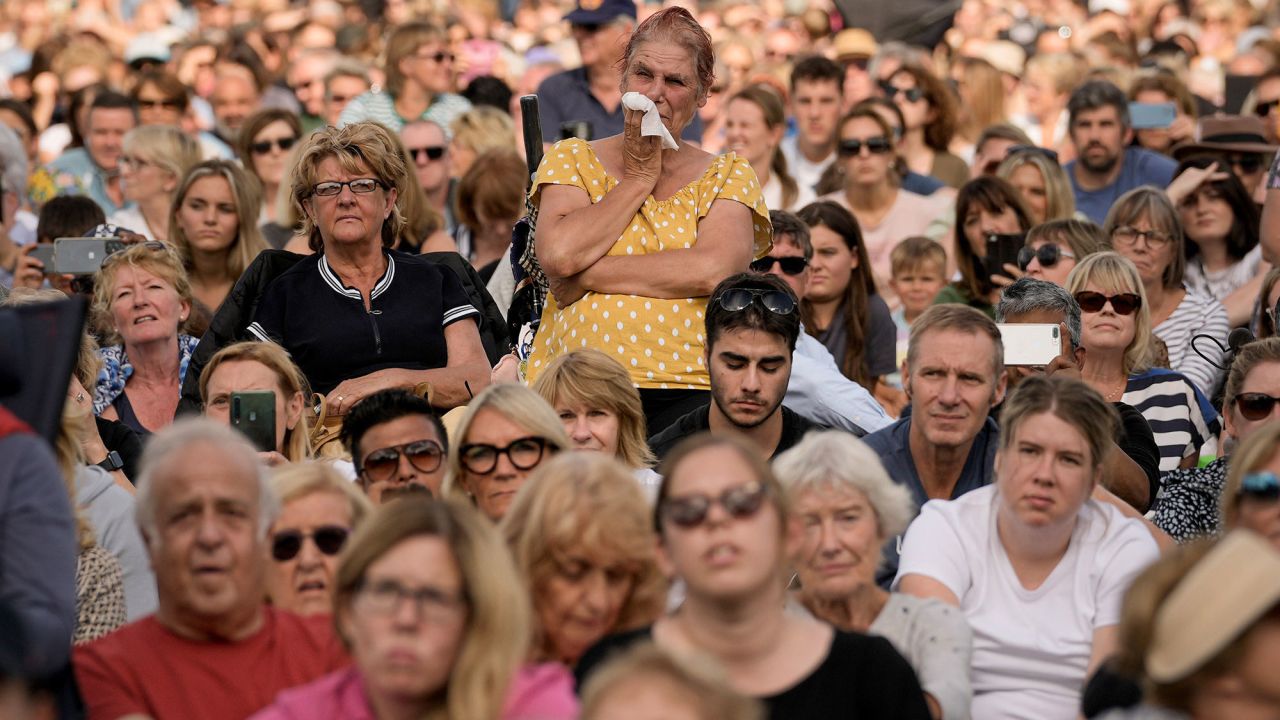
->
[980,40,1027,77]
[1147,530,1280,683]
[833,28,878,61]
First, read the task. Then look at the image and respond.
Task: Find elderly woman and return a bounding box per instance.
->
[775,431,973,720]
[264,462,371,617]
[200,341,311,467]
[576,434,932,718]
[996,147,1077,225]
[725,85,799,211]
[1018,218,1107,288]
[108,126,202,243]
[1220,422,1280,547]
[501,453,666,668]
[92,242,201,437]
[246,122,490,414]
[443,383,570,522]
[236,109,302,227]
[338,21,471,133]
[1104,187,1229,395]
[1069,252,1220,473]
[249,497,578,720]
[0,124,32,288]
[898,376,1161,720]
[933,176,1034,316]
[529,349,660,496]
[883,63,968,189]
[526,7,772,434]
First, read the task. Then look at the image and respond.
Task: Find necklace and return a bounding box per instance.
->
[1102,377,1127,401]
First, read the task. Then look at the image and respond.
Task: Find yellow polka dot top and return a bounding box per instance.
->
[525,138,772,390]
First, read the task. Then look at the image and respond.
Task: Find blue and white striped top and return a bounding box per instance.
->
[1122,368,1220,475]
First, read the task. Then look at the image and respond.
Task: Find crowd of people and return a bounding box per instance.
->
[3,0,1280,718]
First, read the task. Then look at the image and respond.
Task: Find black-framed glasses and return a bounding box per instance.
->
[837,137,893,157]
[1017,243,1075,271]
[459,436,552,474]
[360,440,445,481]
[880,83,925,103]
[714,287,797,315]
[660,482,769,529]
[1240,471,1280,501]
[1111,225,1172,249]
[357,578,467,621]
[1256,99,1280,117]
[1006,144,1061,164]
[311,178,385,197]
[250,136,297,155]
[408,145,446,162]
[415,50,455,63]
[1074,290,1142,315]
[1234,392,1280,421]
[271,525,350,561]
[750,256,809,276]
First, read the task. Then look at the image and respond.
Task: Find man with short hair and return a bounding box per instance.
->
[287,49,339,133]
[649,273,817,461]
[400,120,454,232]
[48,92,137,215]
[74,419,347,720]
[1065,80,1178,223]
[211,62,262,145]
[781,55,845,207]
[323,60,371,127]
[341,389,449,502]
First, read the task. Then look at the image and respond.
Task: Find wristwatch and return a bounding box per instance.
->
[96,450,124,472]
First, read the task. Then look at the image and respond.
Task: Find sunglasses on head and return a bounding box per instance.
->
[1256,99,1280,117]
[1240,471,1280,502]
[750,256,809,276]
[1234,392,1280,421]
[271,525,350,561]
[360,439,445,482]
[101,240,171,268]
[881,83,925,103]
[660,482,769,529]
[250,136,297,155]
[1017,243,1075,271]
[715,287,796,315]
[1074,290,1142,315]
[408,145,446,162]
[1006,144,1061,164]
[838,137,893,157]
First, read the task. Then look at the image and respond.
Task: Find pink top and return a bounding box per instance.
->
[250,663,579,720]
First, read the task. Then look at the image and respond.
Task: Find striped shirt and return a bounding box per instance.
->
[1184,244,1264,306]
[337,91,471,134]
[1153,288,1228,397]
[1122,368,1220,474]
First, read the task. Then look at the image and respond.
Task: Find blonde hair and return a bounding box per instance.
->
[1065,251,1153,375]
[91,242,194,345]
[270,461,373,526]
[530,349,654,469]
[996,150,1077,222]
[170,160,267,283]
[1221,421,1280,529]
[449,107,517,157]
[501,453,667,661]
[291,122,409,253]
[123,125,202,188]
[580,642,765,720]
[1025,218,1107,262]
[383,21,447,96]
[1025,52,1086,95]
[334,497,529,720]
[199,341,313,463]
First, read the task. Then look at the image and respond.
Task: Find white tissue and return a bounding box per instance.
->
[621,92,679,150]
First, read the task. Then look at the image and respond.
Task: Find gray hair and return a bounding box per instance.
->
[995,276,1082,349]
[0,124,28,200]
[773,431,916,540]
[769,210,812,260]
[136,417,279,539]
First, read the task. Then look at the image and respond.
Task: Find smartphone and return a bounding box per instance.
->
[1128,102,1176,130]
[53,237,126,275]
[28,245,56,273]
[998,323,1062,366]
[230,391,276,453]
[985,233,1025,281]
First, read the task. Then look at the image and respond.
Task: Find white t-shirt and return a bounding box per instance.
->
[779,135,828,210]
[894,485,1158,720]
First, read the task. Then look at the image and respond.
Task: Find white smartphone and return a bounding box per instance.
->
[997,323,1062,367]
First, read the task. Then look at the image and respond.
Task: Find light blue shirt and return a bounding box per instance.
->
[786,326,892,436]
[47,147,132,216]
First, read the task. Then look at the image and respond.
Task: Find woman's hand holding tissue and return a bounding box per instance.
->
[623,106,663,190]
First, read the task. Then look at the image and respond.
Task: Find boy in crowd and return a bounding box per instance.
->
[886,236,948,388]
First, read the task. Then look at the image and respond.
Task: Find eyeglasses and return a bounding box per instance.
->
[1225,154,1264,175]
[408,145,446,162]
[1234,392,1280,421]
[1017,243,1075,271]
[1111,225,1172,249]
[837,137,893,157]
[1006,144,1061,164]
[1074,290,1142,315]
[415,50,455,63]
[660,482,769,529]
[357,578,466,621]
[119,155,154,170]
[715,287,797,315]
[360,439,445,481]
[311,178,385,197]
[1256,99,1280,118]
[459,436,552,474]
[880,83,925,103]
[136,98,183,111]
[1239,471,1280,502]
[270,525,350,561]
[250,136,297,155]
[749,256,809,276]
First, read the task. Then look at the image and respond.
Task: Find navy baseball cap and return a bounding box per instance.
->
[565,0,636,25]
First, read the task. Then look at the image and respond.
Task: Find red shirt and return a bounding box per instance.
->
[74,607,349,720]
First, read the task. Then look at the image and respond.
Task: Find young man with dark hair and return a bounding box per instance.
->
[340,389,449,503]
[781,55,845,207]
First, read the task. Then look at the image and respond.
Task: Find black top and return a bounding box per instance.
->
[247,250,479,396]
[576,627,932,720]
[647,404,818,463]
[95,416,142,482]
[816,294,897,381]
[1114,401,1161,513]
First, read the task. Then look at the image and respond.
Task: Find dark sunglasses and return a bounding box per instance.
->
[1226,154,1264,174]
[1239,471,1280,502]
[408,145,446,162]
[459,436,552,475]
[1074,290,1142,315]
[660,482,769,529]
[572,22,604,34]
[844,57,870,72]
[881,83,925,103]
[360,440,445,481]
[271,525,350,561]
[250,136,297,155]
[750,256,809,276]
[1007,144,1061,164]
[1017,243,1075,271]
[837,137,893,157]
[1256,99,1280,117]
[715,287,796,315]
[1234,392,1280,421]
[416,50,455,63]
[137,98,183,110]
